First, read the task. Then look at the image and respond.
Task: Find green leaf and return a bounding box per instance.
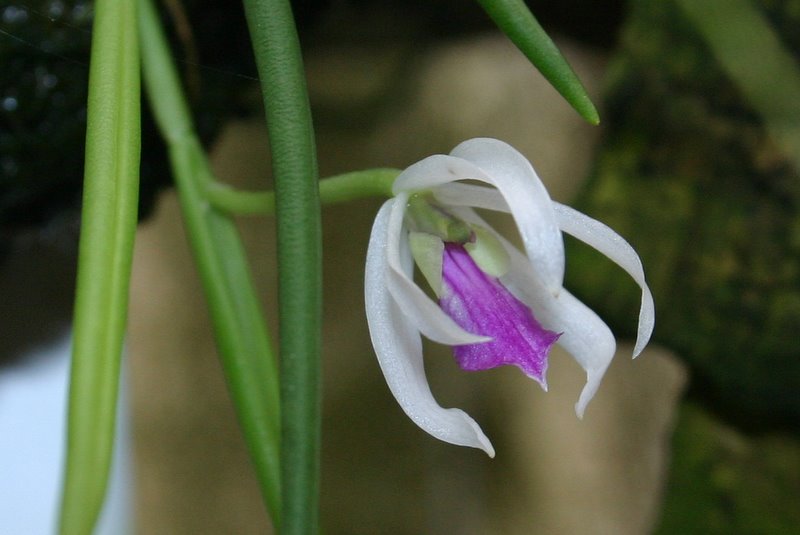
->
[59,0,140,533]
[242,0,323,532]
[476,0,600,125]
[139,0,282,526]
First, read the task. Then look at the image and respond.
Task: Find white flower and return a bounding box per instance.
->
[364,138,655,456]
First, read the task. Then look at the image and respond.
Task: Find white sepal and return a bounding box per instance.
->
[384,194,490,346]
[552,202,655,357]
[436,187,655,359]
[433,182,508,212]
[501,241,617,418]
[365,200,496,456]
[451,138,565,290]
[393,138,565,291]
[393,154,494,193]
[457,208,617,418]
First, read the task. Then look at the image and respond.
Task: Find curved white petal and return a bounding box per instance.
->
[385,193,490,346]
[503,245,616,418]
[392,153,494,193]
[365,200,495,456]
[433,183,509,212]
[456,207,616,417]
[451,138,565,290]
[552,202,655,357]
[442,191,654,360]
[393,138,565,290]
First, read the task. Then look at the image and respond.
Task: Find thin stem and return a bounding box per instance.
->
[242,0,322,533]
[59,0,140,533]
[205,168,400,216]
[139,0,282,526]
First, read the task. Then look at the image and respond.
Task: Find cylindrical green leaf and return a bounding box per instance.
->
[139,0,282,526]
[242,0,322,532]
[59,0,140,533]
[476,0,600,125]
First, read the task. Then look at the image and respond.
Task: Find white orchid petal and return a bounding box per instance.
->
[392,154,494,193]
[385,194,490,346]
[553,202,655,357]
[392,138,565,290]
[433,183,509,212]
[456,207,616,417]
[450,138,565,290]
[365,201,495,456]
[503,245,616,418]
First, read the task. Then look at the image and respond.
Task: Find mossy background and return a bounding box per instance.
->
[567,0,800,532]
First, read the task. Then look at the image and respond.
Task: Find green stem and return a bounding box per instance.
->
[59,0,140,533]
[242,0,322,533]
[476,0,600,125]
[206,168,399,215]
[139,0,282,526]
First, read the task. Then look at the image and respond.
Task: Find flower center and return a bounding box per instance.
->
[403,195,558,387]
[405,192,472,244]
[405,192,511,292]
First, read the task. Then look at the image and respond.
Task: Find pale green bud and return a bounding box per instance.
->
[405,193,472,244]
[409,231,444,296]
[464,226,510,278]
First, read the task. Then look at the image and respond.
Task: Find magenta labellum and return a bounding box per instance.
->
[439,243,560,389]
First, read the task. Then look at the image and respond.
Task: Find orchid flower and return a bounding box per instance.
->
[364,138,655,457]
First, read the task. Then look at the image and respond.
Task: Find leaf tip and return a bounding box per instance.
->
[580,100,601,126]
